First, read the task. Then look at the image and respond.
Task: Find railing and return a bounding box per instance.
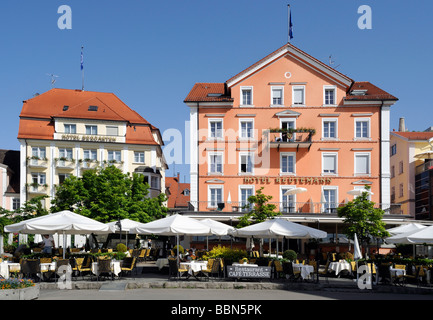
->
[415,160,433,175]
[267,131,313,150]
[188,201,402,215]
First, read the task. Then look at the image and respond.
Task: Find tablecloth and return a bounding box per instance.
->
[180,261,208,275]
[92,261,121,276]
[156,258,169,270]
[293,263,314,279]
[329,261,351,275]
[0,262,20,279]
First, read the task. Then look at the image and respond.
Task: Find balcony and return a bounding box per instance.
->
[55,158,75,170]
[27,157,48,168]
[267,129,314,151]
[187,201,402,215]
[80,160,100,170]
[415,159,433,175]
[26,183,48,194]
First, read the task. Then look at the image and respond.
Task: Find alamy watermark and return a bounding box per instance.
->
[358,5,372,30]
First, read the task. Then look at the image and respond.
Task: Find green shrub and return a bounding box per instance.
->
[116,243,127,253]
[283,249,297,262]
[203,246,247,261]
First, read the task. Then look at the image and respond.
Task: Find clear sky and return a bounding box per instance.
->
[0,0,432,183]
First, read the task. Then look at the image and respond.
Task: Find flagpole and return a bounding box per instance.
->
[288,4,291,43]
[81,46,85,91]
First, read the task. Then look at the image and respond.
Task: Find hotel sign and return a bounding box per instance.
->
[243,176,332,185]
[61,134,117,142]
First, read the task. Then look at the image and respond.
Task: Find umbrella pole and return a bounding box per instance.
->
[63,231,66,259]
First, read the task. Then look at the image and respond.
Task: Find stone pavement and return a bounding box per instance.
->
[36,261,433,296]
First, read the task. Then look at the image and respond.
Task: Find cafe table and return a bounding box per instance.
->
[329,260,351,277]
[292,263,314,280]
[180,260,208,275]
[92,260,122,277]
[0,261,20,279]
[156,258,169,270]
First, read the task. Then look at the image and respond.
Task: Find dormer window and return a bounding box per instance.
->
[63,105,69,111]
[88,105,98,111]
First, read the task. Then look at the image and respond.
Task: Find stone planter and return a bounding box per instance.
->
[0,285,39,300]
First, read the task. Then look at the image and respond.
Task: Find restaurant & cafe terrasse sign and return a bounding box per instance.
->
[227,265,271,279]
[243,176,332,185]
[61,134,116,142]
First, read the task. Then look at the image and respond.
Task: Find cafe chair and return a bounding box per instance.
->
[121,257,137,277]
[378,263,392,285]
[168,258,188,280]
[20,259,41,282]
[77,255,93,280]
[282,262,300,282]
[95,258,114,281]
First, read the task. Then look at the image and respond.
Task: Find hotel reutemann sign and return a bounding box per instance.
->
[243,176,332,185]
[60,134,118,143]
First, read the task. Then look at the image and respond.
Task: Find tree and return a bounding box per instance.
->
[337,186,389,258]
[51,166,168,223]
[237,187,281,228]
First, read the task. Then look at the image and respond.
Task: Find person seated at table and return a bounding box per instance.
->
[184,249,196,261]
[40,234,55,254]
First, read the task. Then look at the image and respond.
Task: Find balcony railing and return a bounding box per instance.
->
[187,201,402,215]
[267,130,313,150]
[27,158,49,168]
[416,159,433,175]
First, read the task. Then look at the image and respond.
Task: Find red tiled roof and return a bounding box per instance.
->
[184,83,233,103]
[345,82,398,101]
[393,132,433,140]
[18,88,159,145]
[166,175,190,208]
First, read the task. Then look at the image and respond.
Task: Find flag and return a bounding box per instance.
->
[289,9,294,40]
[80,46,84,71]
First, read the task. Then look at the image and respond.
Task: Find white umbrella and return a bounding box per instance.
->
[347,188,374,196]
[4,210,114,258]
[386,223,427,236]
[106,218,150,247]
[198,218,236,251]
[353,233,362,260]
[386,229,421,244]
[284,187,307,196]
[407,225,433,244]
[414,150,433,160]
[129,214,212,264]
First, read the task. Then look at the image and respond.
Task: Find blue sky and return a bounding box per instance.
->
[0,0,432,183]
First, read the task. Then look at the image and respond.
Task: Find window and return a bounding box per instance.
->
[280,120,295,142]
[292,86,305,105]
[399,161,404,174]
[85,125,97,135]
[323,187,337,213]
[83,149,97,161]
[271,87,283,106]
[391,165,395,178]
[281,153,295,174]
[31,147,46,159]
[88,105,98,111]
[391,144,397,156]
[59,148,73,160]
[281,187,295,213]
[240,120,254,139]
[64,124,76,134]
[151,176,160,190]
[355,119,370,139]
[31,172,46,188]
[108,151,121,162]
[134,152,145,163]
[209,153,223,174]
[240,153,253,174]
[399,183,404,198]
[241,87,253,106]
[322,153,337,175]
[106,126,118,136]
[208,186,223,208]
[239,186,254,212]
[355,153,370,176]
[391,186,396,202]
[322,119,337,139]
[209,119,223,139]
[12,198,20,210]
[324,86,336,105]
[58,173,70,185]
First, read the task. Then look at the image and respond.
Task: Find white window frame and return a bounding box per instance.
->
[208,118,224,140]
[58,148,73,160]
[280,152,296,175]
[292,85,305,106]
[12,198,20,210]
[108,150,121,162]
[240,86,253,107]
[322,118,338,140]
[208,185,223,208]
[354,152,371,177]
[280,185,297,213]
[354,118,371,140]
[279,119,296,141]
[239,185,254,212]
[323,85,337,106]
[239,118,254,140]
[208,152,224,175]
[322,152,338,176]
[239,152,254,175]
[270,86,284,106]
[64,124,76,134]
[322,186,338,213]
[58,173,70,185]
[83,149,97,161]
[85,125,98,135]
[106,126,119,136]
[134,151,145,163]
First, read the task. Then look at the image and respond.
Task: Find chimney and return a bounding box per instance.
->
[399,118,406,132]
